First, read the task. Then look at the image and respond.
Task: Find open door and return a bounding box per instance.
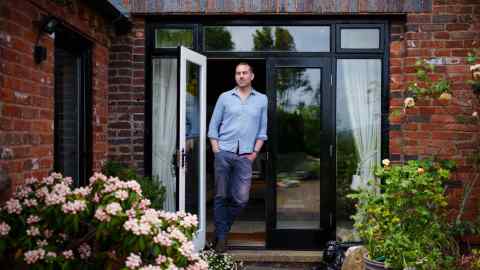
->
[178,46,207,251]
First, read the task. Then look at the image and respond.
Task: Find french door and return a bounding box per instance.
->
[266,57,335,249]
[178,46,207,251]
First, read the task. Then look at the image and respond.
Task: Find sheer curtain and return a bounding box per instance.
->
[338,59,381,190]
[152,58,177,211]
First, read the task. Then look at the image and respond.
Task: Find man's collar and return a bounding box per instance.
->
[232,87,257,96]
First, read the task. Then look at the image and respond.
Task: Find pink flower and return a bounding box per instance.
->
[5,198,22,214]
[27,226,40,236]
[46,251,56,258]
[23,198,38,207]
[62,200,87,214]
[36,239,48,247]
[24,248,45,264]
[94,208,111,222]
[62,250,74,260]
[27,215,41,224]
[115,190,129,201]
[139,199,151,210]
[125,253,142,269]
[105,202,123,216]
[0,222,11,236]
[180,214,198,228]
[25,177,39,185]
[78,243,91,259]
[155,255,167,264]
[73,187,91,197]
[153,231,172,246]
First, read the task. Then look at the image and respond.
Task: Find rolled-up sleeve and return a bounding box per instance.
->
[208,95,224,140]
[256,97,268,140]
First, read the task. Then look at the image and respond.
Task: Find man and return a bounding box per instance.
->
[208,63,268,253]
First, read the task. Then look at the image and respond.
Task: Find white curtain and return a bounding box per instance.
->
[338,59,382,190]
[152,58,177,211]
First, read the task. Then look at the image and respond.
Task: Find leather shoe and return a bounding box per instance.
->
[214,238,226,253]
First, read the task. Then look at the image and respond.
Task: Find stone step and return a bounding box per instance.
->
[228,249,323,263]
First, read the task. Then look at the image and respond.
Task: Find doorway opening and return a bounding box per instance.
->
[206,59,267,248]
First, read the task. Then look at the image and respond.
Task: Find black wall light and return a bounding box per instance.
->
[34,15,59,64]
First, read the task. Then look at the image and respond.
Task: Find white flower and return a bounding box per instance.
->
[473,111,478,118]
[5,198,22,214]
[155,255,167,264]
[382,159,390,167]
[105,202,122,216]
[25,177,39,185]
[404,97,415,108]
[0,222,11,236]
[125,253,142,269]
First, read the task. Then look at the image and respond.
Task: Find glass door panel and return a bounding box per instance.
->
[275,67,322,230]
[267,57,334,249]
[178,46,207,251]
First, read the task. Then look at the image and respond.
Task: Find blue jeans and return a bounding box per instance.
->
[213,150,253,240]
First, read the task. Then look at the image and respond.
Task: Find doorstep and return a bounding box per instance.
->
[227,249,323,263]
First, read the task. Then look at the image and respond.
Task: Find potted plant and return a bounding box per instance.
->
[348,159,457,270]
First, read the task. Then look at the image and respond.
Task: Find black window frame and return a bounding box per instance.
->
[144,16,392,248]
[335,23,385,53]
[54,26,93,187]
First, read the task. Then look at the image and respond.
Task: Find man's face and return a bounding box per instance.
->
[235,64,254,88]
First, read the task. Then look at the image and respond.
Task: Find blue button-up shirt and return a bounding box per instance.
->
[208,88,268,154]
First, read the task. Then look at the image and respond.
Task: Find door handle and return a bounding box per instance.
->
[181,148,186,168]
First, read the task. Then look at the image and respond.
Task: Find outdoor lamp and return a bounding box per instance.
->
[34,15,59,64]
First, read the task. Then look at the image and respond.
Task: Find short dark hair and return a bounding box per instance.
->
[236,62,254,73]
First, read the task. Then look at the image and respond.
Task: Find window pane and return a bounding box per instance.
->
[275,67,322,229]
[185,60,201,217]
[55,47,80,184]
[336,59,381,240]
[341,28,380,49]
[204,26,330,52]
[152,58,178,211]
[155,28,193,48]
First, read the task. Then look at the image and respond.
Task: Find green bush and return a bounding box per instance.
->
[102,161,166,210]
[349,159,457,269]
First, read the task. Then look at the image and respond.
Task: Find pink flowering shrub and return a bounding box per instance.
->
[0,172,208,270]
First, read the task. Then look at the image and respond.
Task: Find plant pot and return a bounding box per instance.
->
[363,254,388,270]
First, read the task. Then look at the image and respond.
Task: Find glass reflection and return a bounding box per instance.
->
[336,59,381,241]
[204,26,330,52]
[155,28,193,48]
[185,61,201,217]
[275,68,321,229]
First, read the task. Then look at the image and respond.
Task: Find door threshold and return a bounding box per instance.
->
[226,249,323,263]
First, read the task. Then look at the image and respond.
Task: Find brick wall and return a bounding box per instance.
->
[108,17,145,172]
[0,0,113,193]
[389,0,480,218]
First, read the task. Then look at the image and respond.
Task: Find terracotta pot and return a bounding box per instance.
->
[363,254,388,270]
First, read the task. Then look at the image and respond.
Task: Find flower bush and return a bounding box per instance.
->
[0,172,208,270]
[200,249,242,270]
[348,159,457,269]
